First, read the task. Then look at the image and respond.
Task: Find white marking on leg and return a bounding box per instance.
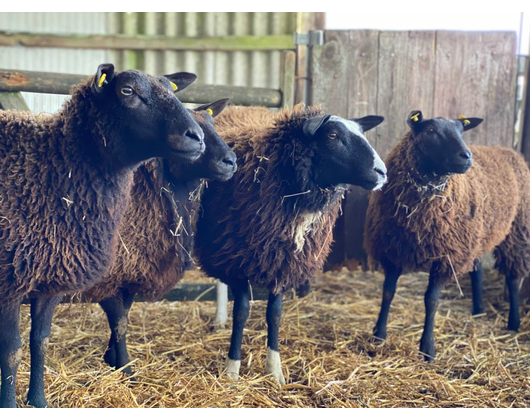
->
[214,281,228,330]
[264,347,286,385]
[225,357,241,381]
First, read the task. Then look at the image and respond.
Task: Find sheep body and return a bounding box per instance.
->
[365,115,530,361]
[365,143,530,278]
[0,104,131,304]
[196,105,344,294]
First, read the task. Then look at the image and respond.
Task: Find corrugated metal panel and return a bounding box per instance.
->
[0,12,111,113]
[0,13,296,112]
[110,12,296,89]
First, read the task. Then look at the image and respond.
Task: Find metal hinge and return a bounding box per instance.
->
[294,30,324,47]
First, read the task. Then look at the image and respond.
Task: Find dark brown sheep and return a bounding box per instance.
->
[83,99,236,374]
[0,64,203,408]
[195,104,386,384]
[364,110,530,361]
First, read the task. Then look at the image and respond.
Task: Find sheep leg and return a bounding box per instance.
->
[470,259,484,315]
[26,294,62,408]
[100,289,134,375]
[226,282,250,380]
[296,280,311,298]
[373,259,402,340]
[0,300,22,408]
[213,280,229,330]
[265,292,285,385]
[506,274,520,331]
[419,268,445,362]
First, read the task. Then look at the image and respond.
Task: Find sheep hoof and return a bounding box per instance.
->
[104,346,117,368]
[26,393,49,408]
[372,326,387,341]
[225,357,241,381]
[265,348,286,386]
[210,320,227,332]
[420,339,435,362]
[507,318,520,332]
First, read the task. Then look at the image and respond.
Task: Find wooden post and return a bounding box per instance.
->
[520,56,530,160]
[280,50,296,108]
[122,12,142,70]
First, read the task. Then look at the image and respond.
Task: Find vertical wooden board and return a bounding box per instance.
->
[309,30,351,113]
[434,31,517,147]
[376,31,436,158]
[162,13,178,74]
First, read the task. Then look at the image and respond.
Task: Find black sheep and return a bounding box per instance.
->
[0,64,203,407]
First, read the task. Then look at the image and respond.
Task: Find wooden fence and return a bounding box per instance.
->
[309,30,520,269]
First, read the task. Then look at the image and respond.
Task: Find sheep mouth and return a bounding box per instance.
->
[208,161,237,181]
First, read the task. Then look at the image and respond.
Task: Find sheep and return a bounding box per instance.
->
[0,63,204,408]
[364,110,530,361]
[83,99,236,374]
[194,104,387,384]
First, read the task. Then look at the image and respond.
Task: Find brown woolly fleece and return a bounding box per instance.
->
[364,132,530,281]
[195,105,345,294]
[84,157,204,302]
[0,80,134,306]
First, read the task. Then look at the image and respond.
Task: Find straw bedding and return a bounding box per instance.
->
[13,268,530,407]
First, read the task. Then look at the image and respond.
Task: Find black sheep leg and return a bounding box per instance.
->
[296,281,311,298]
[470,259,484,315]
[0,300,22,408]
[226,282,250,380]
[26,294,62,408]
[265,292,285,385]
[506,274,520,331]
[100,289,135,375]
[373,259,402,340]
[419,265,446,362]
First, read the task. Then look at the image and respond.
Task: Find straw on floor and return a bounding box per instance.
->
[15,268,530,407]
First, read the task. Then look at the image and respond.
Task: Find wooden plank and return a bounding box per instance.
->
[434,31,517,147]
[0,91,30,110]
[0,69,283,107]
[521,57,530,162]
[376,31,436,158]
[0,31,295,52]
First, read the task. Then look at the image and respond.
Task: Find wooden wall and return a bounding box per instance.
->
[309,30,518,269]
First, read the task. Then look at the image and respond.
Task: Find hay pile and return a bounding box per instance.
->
[14,268,530,407]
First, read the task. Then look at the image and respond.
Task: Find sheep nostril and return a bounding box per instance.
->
[185,129,204,143]
[460,151,472,160]
[375,167,386,177]
[222,158,236,167]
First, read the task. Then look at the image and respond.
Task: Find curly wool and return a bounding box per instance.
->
[85,158,203,301]
[0,79,134,305]
[364,132,530,280]
[195,105,345,294]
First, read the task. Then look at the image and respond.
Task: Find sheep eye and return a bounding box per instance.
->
[121,87,134,96]
[328,132,338,140]
[426,127,435,133]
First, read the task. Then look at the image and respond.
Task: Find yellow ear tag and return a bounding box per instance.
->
[411,113,420,122]
[170,81,178,92]
[206,108,213,116]
[97,73,107,88]
[458,115,470,125]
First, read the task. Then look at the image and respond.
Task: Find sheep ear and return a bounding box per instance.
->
[407,110,423,131]
[457,116,483,132]
[195,98,230,117]
[353,115,384,132]
[303,114,331,137]
[164,72,197,93]
[92,63,115,95]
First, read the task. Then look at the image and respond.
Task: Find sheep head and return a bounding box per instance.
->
[303,114,387,191]
[407,110,483,177]
[89,63,205,167]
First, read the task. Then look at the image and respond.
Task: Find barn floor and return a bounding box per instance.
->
[14,268,530,408]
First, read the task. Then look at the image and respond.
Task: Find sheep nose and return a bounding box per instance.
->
[375,167,386,177]
[185,128,204,143]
